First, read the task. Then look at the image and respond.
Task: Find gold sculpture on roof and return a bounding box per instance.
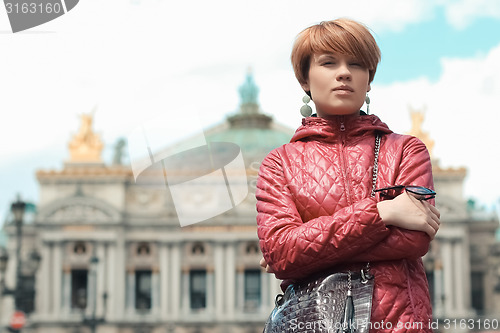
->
[68,109,103,163]
[408,107,434,158]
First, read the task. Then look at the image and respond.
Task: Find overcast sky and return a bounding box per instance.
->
[1,0,500,224]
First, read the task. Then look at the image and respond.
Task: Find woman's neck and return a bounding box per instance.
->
[317,110,361,121]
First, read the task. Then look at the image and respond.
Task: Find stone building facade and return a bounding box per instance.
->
[1,73,499,333]
[408,110,500,325]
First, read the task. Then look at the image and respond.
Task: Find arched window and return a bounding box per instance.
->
[73,242,86,255]
[245,242,260,255]
[137,242,150,256]
[192,242,205,255]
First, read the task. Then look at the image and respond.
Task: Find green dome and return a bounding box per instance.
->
[205,71,295,166]
[206,125,293,166]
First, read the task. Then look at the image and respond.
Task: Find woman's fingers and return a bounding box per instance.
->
[417,200,441,238]
[260,257,275,273]
[420,200,441,228]
[259,257,267,268]
[407,193,441,223]
[425,217,439,239]
[407,192,440,217]
[423,201,441,221]
[378,191,441,238]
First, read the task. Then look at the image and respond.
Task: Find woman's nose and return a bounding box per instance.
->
[336,63,351,81]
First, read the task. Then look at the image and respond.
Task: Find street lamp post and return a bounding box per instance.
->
[0,195,41,332]
[0,248,9,332]
[11,196,26,317]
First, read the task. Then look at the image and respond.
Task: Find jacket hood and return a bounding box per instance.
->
[290,112,392,143]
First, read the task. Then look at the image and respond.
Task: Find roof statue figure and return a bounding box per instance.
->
[408,107,435,158]
[238,67,259,110]
[68,107,103,163]
[112,138,127,165]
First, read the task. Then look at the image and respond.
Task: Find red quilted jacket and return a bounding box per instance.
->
[256,113,434,332]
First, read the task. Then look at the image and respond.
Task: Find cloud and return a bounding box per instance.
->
[371,42,500,205]
[2,0,433,159]
[1,0,500,223]
[441,0,500,29]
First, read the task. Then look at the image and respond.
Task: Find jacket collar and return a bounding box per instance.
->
[290,112,392,143]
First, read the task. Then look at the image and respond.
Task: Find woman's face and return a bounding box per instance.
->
[302,53,371,117]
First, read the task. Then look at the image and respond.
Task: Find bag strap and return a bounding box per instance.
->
[370,134,381,198]
[364,134,381,278]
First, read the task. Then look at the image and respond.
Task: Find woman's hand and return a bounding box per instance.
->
[377,191,440,239]
[260,257,275,273]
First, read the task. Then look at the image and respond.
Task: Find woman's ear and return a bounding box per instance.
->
[367,83,371,93]
[301,81,310,93]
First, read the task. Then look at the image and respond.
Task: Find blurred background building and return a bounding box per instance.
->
[1,72,499,333]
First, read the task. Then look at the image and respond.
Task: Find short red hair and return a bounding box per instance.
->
[291,18,381,87]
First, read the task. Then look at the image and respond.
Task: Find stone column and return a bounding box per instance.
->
[207,267,215,316]
[125,268,136,314]
[236,267,245,311]
[36,242,52,317]
[452,240,465,315]
[61,266,72,316]
[441,239,454,316]
[105,243,116,321]
[453,237,473,316]
[86,259,96,319]
[461,234,473,313]
[52,241,63,319]
[181,268,190,314]
[114,236,126,320]
[170,243,181,319]
[151,267,160,316]
[95,243,106,318]
[225,242,236,319]
[260,270,269,313]
[433,259,445,318]
[159,243,169,319]
[214,242,224,320]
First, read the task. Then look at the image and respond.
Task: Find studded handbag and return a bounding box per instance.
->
[262,135,381,333]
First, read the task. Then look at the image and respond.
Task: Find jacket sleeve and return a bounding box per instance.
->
[256,149,391,281]
[349,135,434,262]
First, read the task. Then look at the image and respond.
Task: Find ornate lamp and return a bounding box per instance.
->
[11,196,26,225]
[0,248,8,274]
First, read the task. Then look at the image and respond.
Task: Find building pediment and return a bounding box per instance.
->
[437,196,469,222]
[36,196,122,224]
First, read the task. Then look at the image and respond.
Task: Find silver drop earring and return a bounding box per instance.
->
[365,94,371,114]
[300,94,312,117]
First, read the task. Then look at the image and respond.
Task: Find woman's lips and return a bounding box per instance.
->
[332,86,354,95]
[333,85,354,92]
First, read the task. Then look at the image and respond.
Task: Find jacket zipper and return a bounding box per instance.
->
[338,117,352,205]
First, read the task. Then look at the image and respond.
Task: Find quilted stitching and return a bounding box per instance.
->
[256,114,434,332]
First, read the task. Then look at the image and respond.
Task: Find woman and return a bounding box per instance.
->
[256,18,440,332]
